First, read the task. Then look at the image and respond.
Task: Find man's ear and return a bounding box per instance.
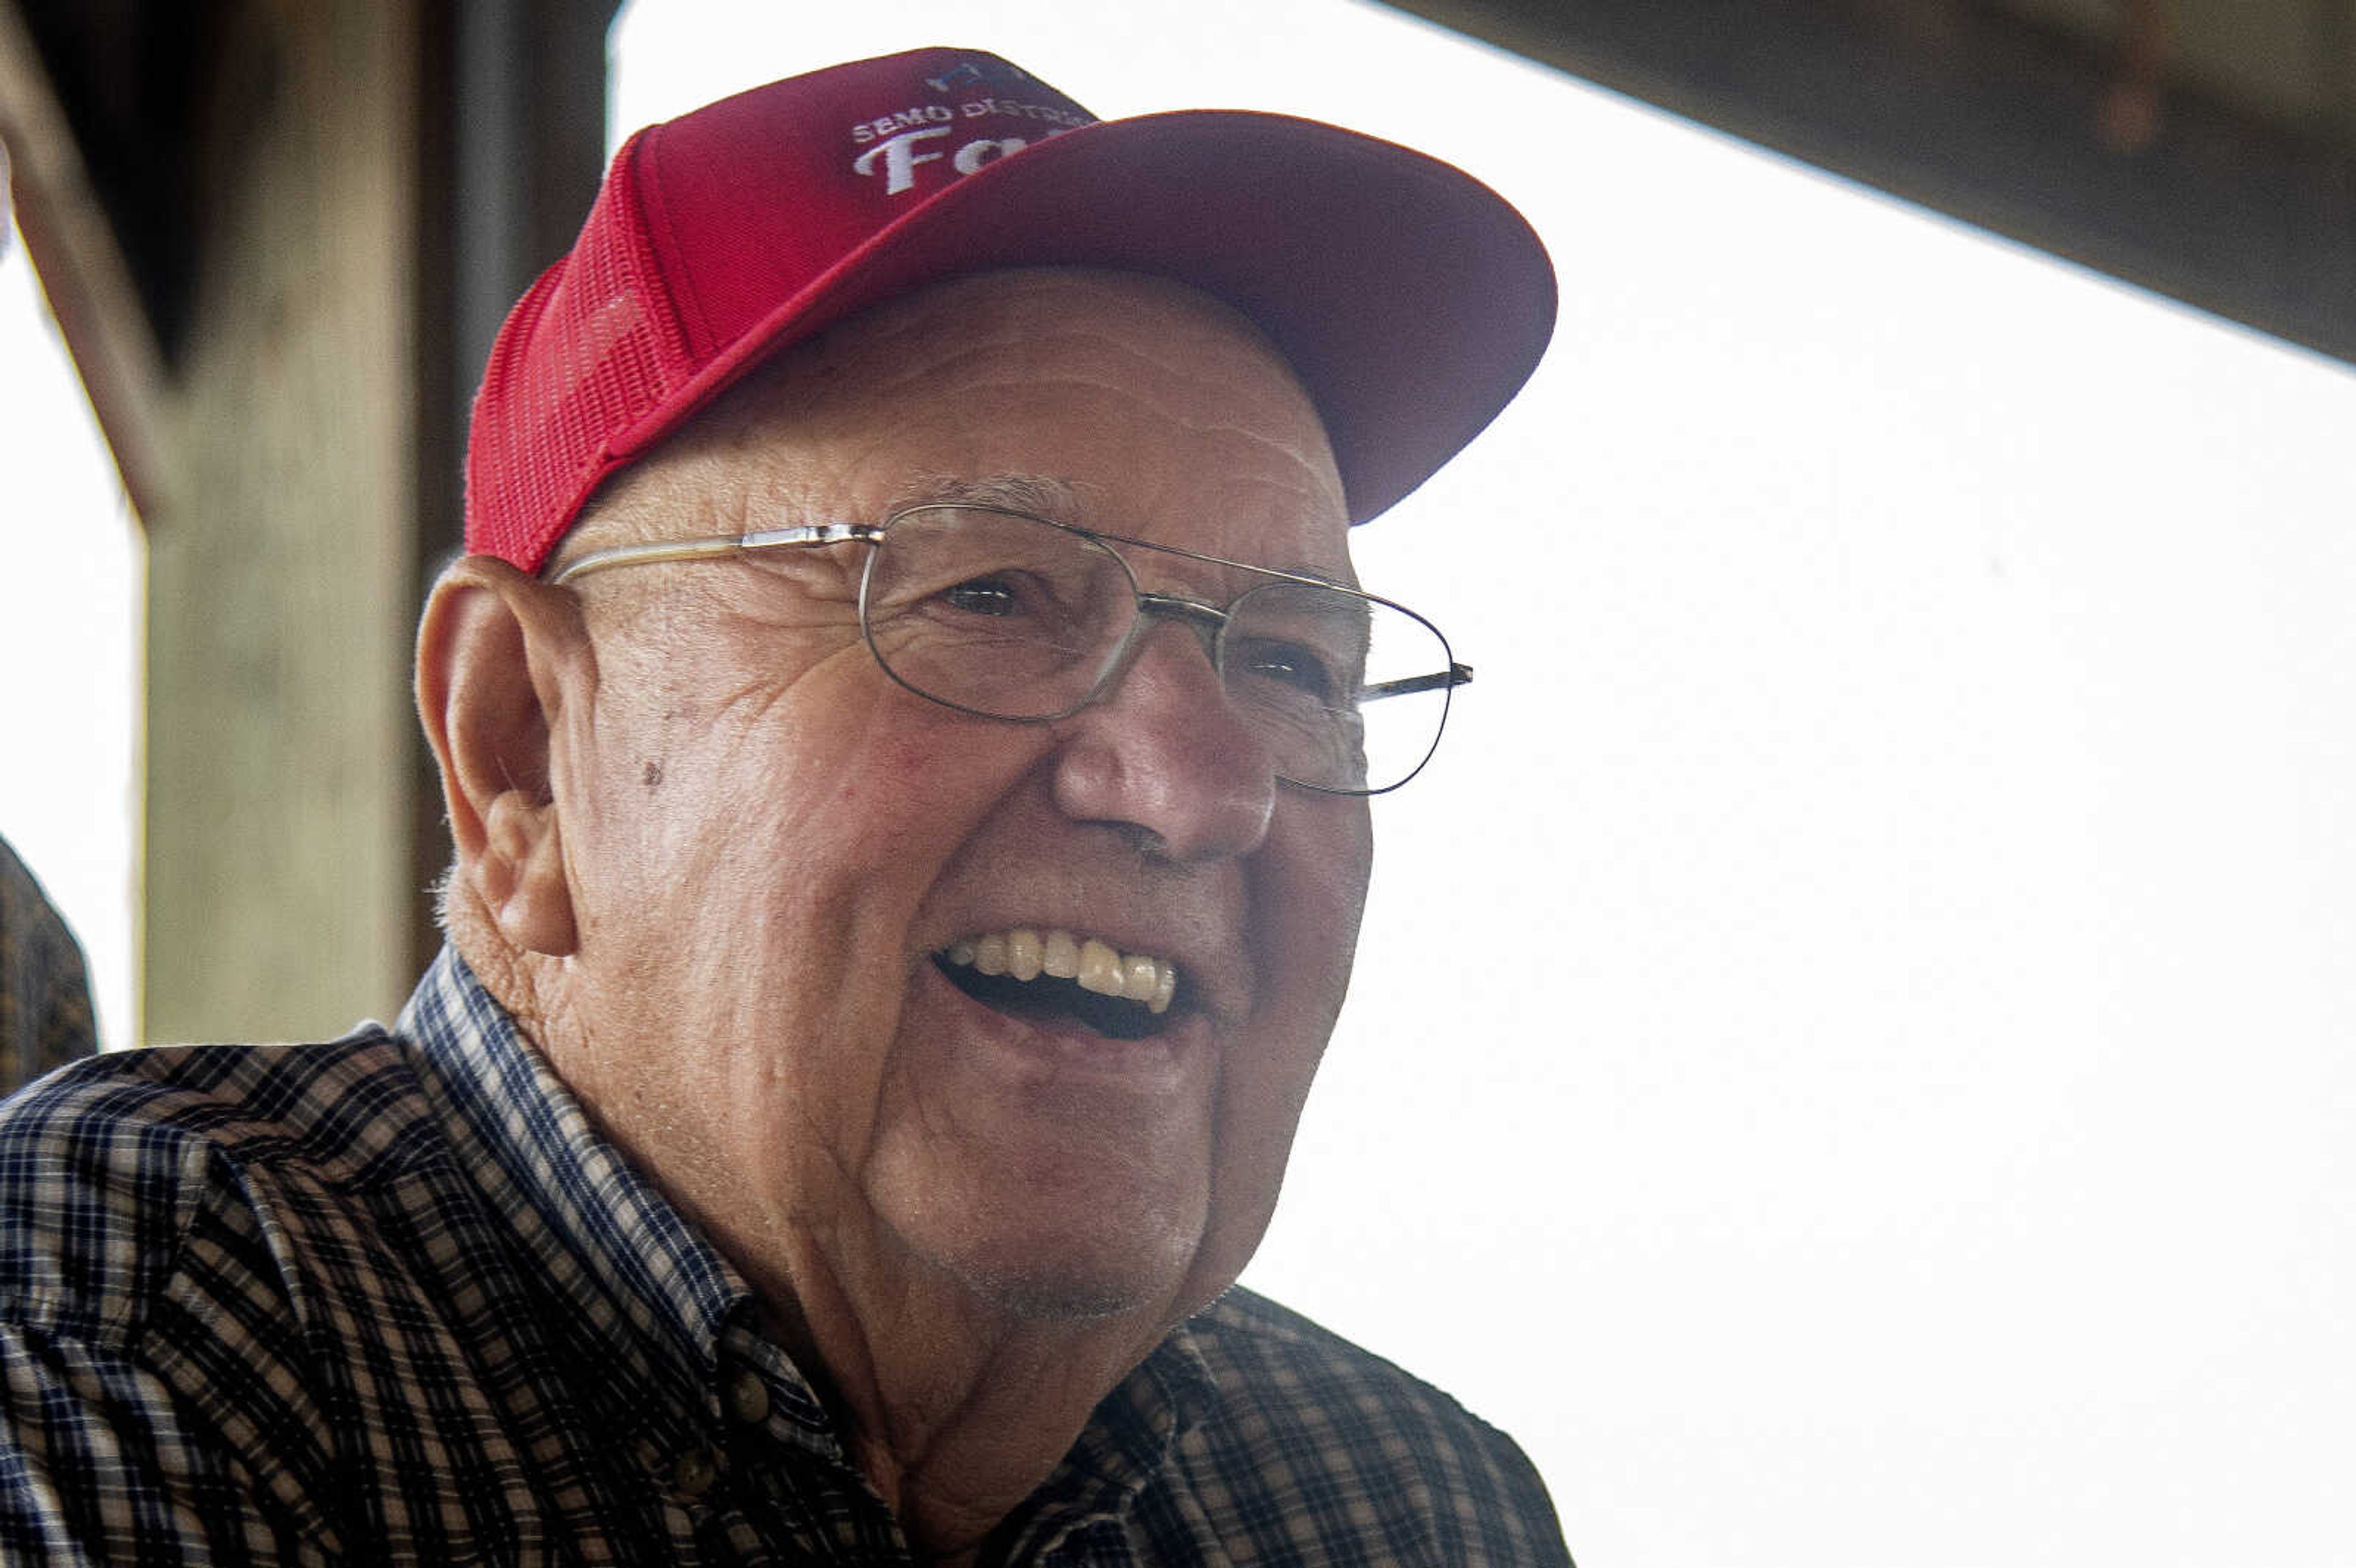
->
[417,557,587,957]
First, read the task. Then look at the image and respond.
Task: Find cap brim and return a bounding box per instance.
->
[609,109,1556,525]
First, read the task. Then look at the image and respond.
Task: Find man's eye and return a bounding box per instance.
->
[939,576,1025,617]
[1236,640,1342,702]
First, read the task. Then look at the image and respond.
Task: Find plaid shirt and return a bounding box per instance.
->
[0,838,96,1094]
[0,948,1571,1566]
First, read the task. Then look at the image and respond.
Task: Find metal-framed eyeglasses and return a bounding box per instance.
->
[549,502,1471,795]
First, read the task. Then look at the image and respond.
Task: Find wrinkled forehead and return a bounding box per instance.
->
[555,268,1353,577]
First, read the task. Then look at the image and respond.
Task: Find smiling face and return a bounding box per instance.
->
[534,269,1372,1330]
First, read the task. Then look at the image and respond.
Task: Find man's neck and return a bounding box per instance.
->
[768,1234,1187,1553]
[749,1254,1177,1562]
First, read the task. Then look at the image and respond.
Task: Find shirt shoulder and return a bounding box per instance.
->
[1168,1286,1574,1566]
[0,1032,433,1337]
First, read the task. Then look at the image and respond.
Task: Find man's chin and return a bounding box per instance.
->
[955,1267,1155,1324]
[928,1225,1212,1329]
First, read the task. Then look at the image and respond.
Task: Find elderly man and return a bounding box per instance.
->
[0,48,1563,1565]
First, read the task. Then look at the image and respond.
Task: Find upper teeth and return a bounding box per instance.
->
[943,929,1179,1015]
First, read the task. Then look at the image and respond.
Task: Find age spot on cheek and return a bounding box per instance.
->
[642,761,664,791]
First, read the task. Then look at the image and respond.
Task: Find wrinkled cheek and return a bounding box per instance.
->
[1279,800,1376,1021]
[1340,796,1376,905]
[1184,1062,1315,1310]
[826,712,1052,906]
[1192,804,1372,1293]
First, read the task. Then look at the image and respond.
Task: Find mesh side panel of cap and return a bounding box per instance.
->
[466,134,703,570]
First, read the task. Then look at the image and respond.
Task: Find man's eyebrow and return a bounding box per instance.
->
[901,477,1357,586]
[907,474,1087,520]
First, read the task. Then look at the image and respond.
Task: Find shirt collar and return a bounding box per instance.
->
[397,947,753,1428]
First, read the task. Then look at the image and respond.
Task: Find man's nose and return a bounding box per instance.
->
[1049,620,1276,864]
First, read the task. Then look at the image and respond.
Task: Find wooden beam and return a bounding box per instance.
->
[4,0,619,1043]
[1379,0,2356,367]
[139,0,426,1044]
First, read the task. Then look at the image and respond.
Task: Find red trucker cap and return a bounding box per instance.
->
[465,47,1557,572]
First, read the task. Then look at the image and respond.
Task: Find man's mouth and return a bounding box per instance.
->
[935,928,1182,1043]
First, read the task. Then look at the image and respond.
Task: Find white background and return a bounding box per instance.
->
[0,222,140,1053]
[7,1,2354,1562]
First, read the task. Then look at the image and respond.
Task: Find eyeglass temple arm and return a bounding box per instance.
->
[1359,662,1474,703]
[547,521,882,585]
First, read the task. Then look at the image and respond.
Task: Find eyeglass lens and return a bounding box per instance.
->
[857,506,1456,793]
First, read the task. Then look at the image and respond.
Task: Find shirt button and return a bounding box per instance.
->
[727,1370,771,1425]
[674,1446,720,1498]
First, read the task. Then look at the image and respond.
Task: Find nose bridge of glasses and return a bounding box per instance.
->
[1084,590,1231,710]
[1093,588,1253,725]
[1133,591,1230,656]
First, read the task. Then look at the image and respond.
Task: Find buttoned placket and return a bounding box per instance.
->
[680,1323,922,1564]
